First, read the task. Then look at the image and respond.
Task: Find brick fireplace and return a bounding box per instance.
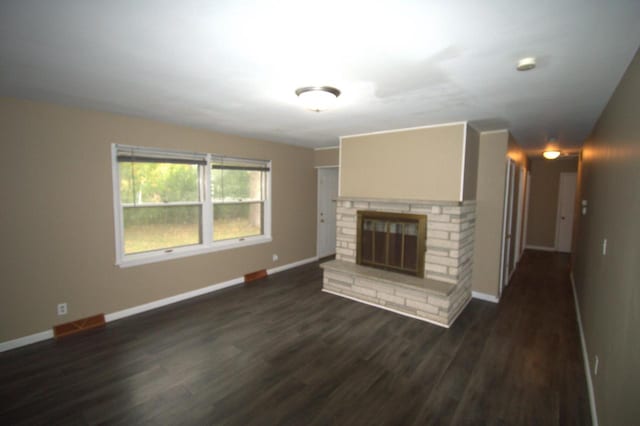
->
[320,197,475,327]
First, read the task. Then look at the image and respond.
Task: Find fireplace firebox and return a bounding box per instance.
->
[356,211,426,278]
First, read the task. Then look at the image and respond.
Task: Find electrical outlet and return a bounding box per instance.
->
[602,238,608,256]
[594,355,599,376]
[57,303,67,316]
[272,254,278,262]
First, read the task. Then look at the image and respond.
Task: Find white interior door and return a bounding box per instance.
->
[317,167,339,258]
[499,160,516,294]
[555,172,577,253]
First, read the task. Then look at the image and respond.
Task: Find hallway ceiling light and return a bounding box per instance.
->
[543,150,561,159]
[543,136,561,159]
[295,86,341,112]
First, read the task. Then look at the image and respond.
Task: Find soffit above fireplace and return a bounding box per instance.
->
[339,122,480,202]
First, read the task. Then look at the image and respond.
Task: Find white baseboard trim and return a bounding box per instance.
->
[267,256,318,275]
[525,244,556,252]
[570,272,599,426]
[105,277,245,323]
[0,256,320,353]
[0,330,54,353]
[472,291,500,303]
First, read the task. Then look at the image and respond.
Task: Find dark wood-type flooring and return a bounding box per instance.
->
[1,250,591,425]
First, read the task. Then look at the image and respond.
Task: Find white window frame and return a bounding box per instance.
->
[111,144,272,268]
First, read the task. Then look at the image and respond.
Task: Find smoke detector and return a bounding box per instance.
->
[517,57,537,71]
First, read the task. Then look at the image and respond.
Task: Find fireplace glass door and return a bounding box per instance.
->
[357,211,426,278]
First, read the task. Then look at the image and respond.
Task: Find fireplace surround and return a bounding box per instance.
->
[321,197,476,327]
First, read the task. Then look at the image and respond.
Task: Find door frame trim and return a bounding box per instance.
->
[499,159,516,296]
[316,166,339,258]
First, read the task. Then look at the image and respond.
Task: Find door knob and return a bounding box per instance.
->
[320,219,325,223]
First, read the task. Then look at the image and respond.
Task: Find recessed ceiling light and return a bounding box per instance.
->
[295,86,341,112]
[517,57,536,71]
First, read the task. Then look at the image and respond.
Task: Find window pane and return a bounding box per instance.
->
[120,162,200,204]
[213,202,262,241]
[211,169,263,202]
[123,206,201,254]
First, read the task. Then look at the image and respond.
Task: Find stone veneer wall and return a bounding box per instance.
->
[336,198,476,281]
[333,197,476,324]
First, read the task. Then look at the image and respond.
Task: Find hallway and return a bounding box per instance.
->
[451,250,591,424]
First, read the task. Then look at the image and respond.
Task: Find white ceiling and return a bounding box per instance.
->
[1,1,639,154]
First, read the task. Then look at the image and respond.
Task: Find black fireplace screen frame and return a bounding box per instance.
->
[356,210,427,278]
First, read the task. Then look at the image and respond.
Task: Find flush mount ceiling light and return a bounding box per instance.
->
[517,57,537,71]
[543,150,561,159]
[295,86,341,112]
[543,137,561,159]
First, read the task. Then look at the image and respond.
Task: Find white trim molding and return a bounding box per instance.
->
[338,137,343,197]
[459,123,467,202]
[341,121,467,140]
[525,244,556,252]
[104,277,244,322]
[313,145,339,151]
[472,291,500,303]
[570,273,599,426]
[0,256,319,353]
[267,256,318,275]
[477,128,509,135]
[0,330,54,353]
[117,236,272,268]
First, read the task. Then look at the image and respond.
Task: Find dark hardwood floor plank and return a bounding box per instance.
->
[0,251,590,425]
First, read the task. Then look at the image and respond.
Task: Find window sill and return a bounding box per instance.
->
[115,235,272,268]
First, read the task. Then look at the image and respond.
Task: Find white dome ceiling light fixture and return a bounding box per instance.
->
[543,137,561,159]
[295,86,341,112]
[517,57,537,71]
[543,150,561,160]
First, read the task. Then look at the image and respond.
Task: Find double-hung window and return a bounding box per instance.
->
[112,145,271,266]
[210,157,268,241]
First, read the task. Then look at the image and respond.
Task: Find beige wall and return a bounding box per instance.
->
[471,131,508,297]
[525,157,578,248]
[0,98,316,342]
[340,123,466,201]
[463,126,480,200]
[471,131,528,298]
[507,134,529,271]
[573,48,640,425]
[313,147,339,167]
